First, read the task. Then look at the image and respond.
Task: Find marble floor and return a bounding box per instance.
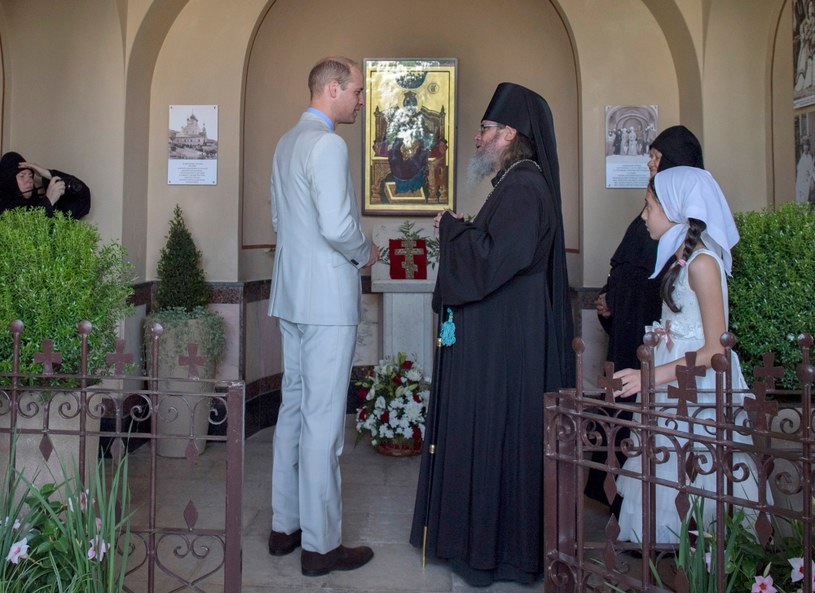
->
[124,414,612,592]
[241,419,539,593]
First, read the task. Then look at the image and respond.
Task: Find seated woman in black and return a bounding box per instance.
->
[0,151,90,219]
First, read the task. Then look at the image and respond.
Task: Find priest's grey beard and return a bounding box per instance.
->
[466,146,500,187]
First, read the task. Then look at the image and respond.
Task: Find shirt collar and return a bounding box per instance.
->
[307,107,334,131]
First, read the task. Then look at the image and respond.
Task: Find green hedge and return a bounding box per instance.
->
[0,209,134,376]
[730,201,815,388]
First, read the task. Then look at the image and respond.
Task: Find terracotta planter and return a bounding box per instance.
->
[375,438,423,457]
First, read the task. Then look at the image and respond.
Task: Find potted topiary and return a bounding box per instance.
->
[145,205,225,457]
[0,208,134,485]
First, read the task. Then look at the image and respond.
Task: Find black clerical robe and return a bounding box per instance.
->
[410,161,574,585]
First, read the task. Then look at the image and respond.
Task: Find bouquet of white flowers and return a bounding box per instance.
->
[354,352,430,455]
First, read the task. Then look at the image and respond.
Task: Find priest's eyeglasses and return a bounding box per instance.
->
[479,123,501,134]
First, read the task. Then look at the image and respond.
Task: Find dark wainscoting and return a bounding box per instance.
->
[132,278,598,439]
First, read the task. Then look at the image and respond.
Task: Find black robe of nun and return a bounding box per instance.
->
[584,124,703,506]
[409,160,574,586]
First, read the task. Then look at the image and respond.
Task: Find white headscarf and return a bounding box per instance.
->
[650,166,740,278]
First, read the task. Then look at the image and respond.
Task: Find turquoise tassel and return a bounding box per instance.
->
[440,307,456,346]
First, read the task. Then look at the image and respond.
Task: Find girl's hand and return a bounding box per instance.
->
[613,367,641,398]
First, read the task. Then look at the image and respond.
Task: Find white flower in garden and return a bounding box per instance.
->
[0,516,20,531]
[375,396,386,409]
[88,536,108,561]
[789,558,815,583]
[6,538,28,564]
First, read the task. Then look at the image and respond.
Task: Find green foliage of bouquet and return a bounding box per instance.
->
[354,352,430,449]
[377,221,440,269]
[0,442,132,593]
[730,202,815,388]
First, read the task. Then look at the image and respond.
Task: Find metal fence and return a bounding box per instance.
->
[0,320,245,593]
[544,332,814,593]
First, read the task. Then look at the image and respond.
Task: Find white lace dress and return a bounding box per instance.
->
[616,248,765,543]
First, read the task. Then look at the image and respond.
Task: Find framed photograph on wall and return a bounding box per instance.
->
[794,110,815,202]
[794,1,815,108]
[168,105,218,185]
[604,104,657,188]
[362,58,457,216]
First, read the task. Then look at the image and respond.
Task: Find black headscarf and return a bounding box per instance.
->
[650,125,704,172]
[0,152,29,199]
[609,125,704,270]
[482,82,561,211]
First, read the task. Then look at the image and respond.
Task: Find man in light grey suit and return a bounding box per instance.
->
[267,56,378,577]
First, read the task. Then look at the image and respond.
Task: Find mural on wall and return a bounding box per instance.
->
[794,110,815,202]
[795,0,815,108]
[604,104,658,189]
[362,59,456,216]
[168,105,219,185]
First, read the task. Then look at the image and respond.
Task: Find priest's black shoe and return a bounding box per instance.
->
[301,544,374,576]
[268,529,302,556]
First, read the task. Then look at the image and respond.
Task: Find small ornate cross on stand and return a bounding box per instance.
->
[394,239,423,279]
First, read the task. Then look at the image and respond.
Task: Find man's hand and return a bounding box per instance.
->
[363,242,379,268]
[595,292,611,318]
[433,209,464,238]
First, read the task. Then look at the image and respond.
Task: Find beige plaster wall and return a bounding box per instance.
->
[0,0,798,290]
[561,0,681,286]
[146,0,267,282]
[773,1,795,205]
[241,0,580,282]
[0,0,126,243]
[702,0,783,213]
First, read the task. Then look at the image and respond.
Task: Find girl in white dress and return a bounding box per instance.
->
[612,166,764,544]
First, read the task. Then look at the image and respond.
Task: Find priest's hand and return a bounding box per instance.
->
[612,367,640,399]
[362,242,379,268]
[595,293,611,318]
[433,210,464,238]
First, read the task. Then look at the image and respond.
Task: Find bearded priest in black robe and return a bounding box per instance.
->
[409,82,574,587]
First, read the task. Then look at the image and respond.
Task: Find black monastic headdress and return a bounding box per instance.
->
[482,82,561,210]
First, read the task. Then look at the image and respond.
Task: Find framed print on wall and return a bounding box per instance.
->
[168,105,218,185]
[362,58,457,216]
[604,104,657,188]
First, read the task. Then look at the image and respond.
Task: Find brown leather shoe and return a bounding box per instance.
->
[268,528,302,556]
[301,544,374,576]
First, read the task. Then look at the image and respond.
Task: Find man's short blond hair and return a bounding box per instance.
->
[308,56,359,98]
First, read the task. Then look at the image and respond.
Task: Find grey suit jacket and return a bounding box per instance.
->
[269,111,371,325]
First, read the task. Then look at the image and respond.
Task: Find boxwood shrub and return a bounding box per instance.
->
[730,201,815,388]
[0,208,134,377]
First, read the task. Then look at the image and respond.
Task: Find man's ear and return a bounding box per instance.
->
[502,125,518,141]
[327,79,339,99]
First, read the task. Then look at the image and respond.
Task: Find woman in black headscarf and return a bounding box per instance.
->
[0,151,90,218]
[584,125,703,508]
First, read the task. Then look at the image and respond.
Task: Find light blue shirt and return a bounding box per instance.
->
[307,107,334,131]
